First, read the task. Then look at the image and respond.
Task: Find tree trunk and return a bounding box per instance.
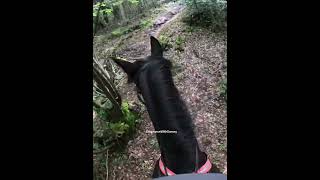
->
[119,3,127,22]
[138,0,144,14]
[112,5,121,23]
[104,14,109,24]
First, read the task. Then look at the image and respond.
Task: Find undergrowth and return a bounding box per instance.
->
[183,0,227,32]
[159,35,173,50]
[139,19,153,29]
[93,101,140,180]
[174,35,186,51]
[111,27,133,37]
[93,101,140,153]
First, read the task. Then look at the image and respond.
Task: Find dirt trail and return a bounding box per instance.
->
[114,2,185,60]
[95,1,227,179]
[148,3,185,38]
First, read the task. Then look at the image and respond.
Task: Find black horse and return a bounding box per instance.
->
[113,36,219,178]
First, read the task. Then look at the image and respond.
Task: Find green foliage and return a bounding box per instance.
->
[109,122,129,137]
[93,2,113,18]
[139,19,153,29]
[95,106,109,121]
[159,35,173,50]
[174,35,186,51]
[93,2,113,32]
[93,0,141,19]
[175,35,185,46]
[184,0,227,31]
[128,0,139,5]
[111,27,132,37]
[93,101,140,152]
[121,102,137,129]
[159,34,186,51]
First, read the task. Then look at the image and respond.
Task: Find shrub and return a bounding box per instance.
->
[159,35,173,50]
[93,101,140,153]
[174,35,186,51]
[183,0,227,31]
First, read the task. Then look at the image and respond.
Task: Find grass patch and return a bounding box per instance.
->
[93,101,140,180]
[111,27,133,37]
[174,35,186,51]
[175,35,185,46]
[158,35,173,50]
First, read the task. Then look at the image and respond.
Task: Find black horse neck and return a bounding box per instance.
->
[137,61,207,174]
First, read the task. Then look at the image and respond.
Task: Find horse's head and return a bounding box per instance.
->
[112,36,172,86]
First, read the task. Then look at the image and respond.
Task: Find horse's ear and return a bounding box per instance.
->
[111,57,142,83]
[150,36,163,57]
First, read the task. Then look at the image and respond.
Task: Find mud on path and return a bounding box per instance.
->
[93,1,227,179]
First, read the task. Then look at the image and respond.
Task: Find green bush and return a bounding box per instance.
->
[93,2,113,32]
[93,100,140,180]
[93,102,140,153]
[174,35,186,51]
[175,35,185,46]
[184,0,227,31]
